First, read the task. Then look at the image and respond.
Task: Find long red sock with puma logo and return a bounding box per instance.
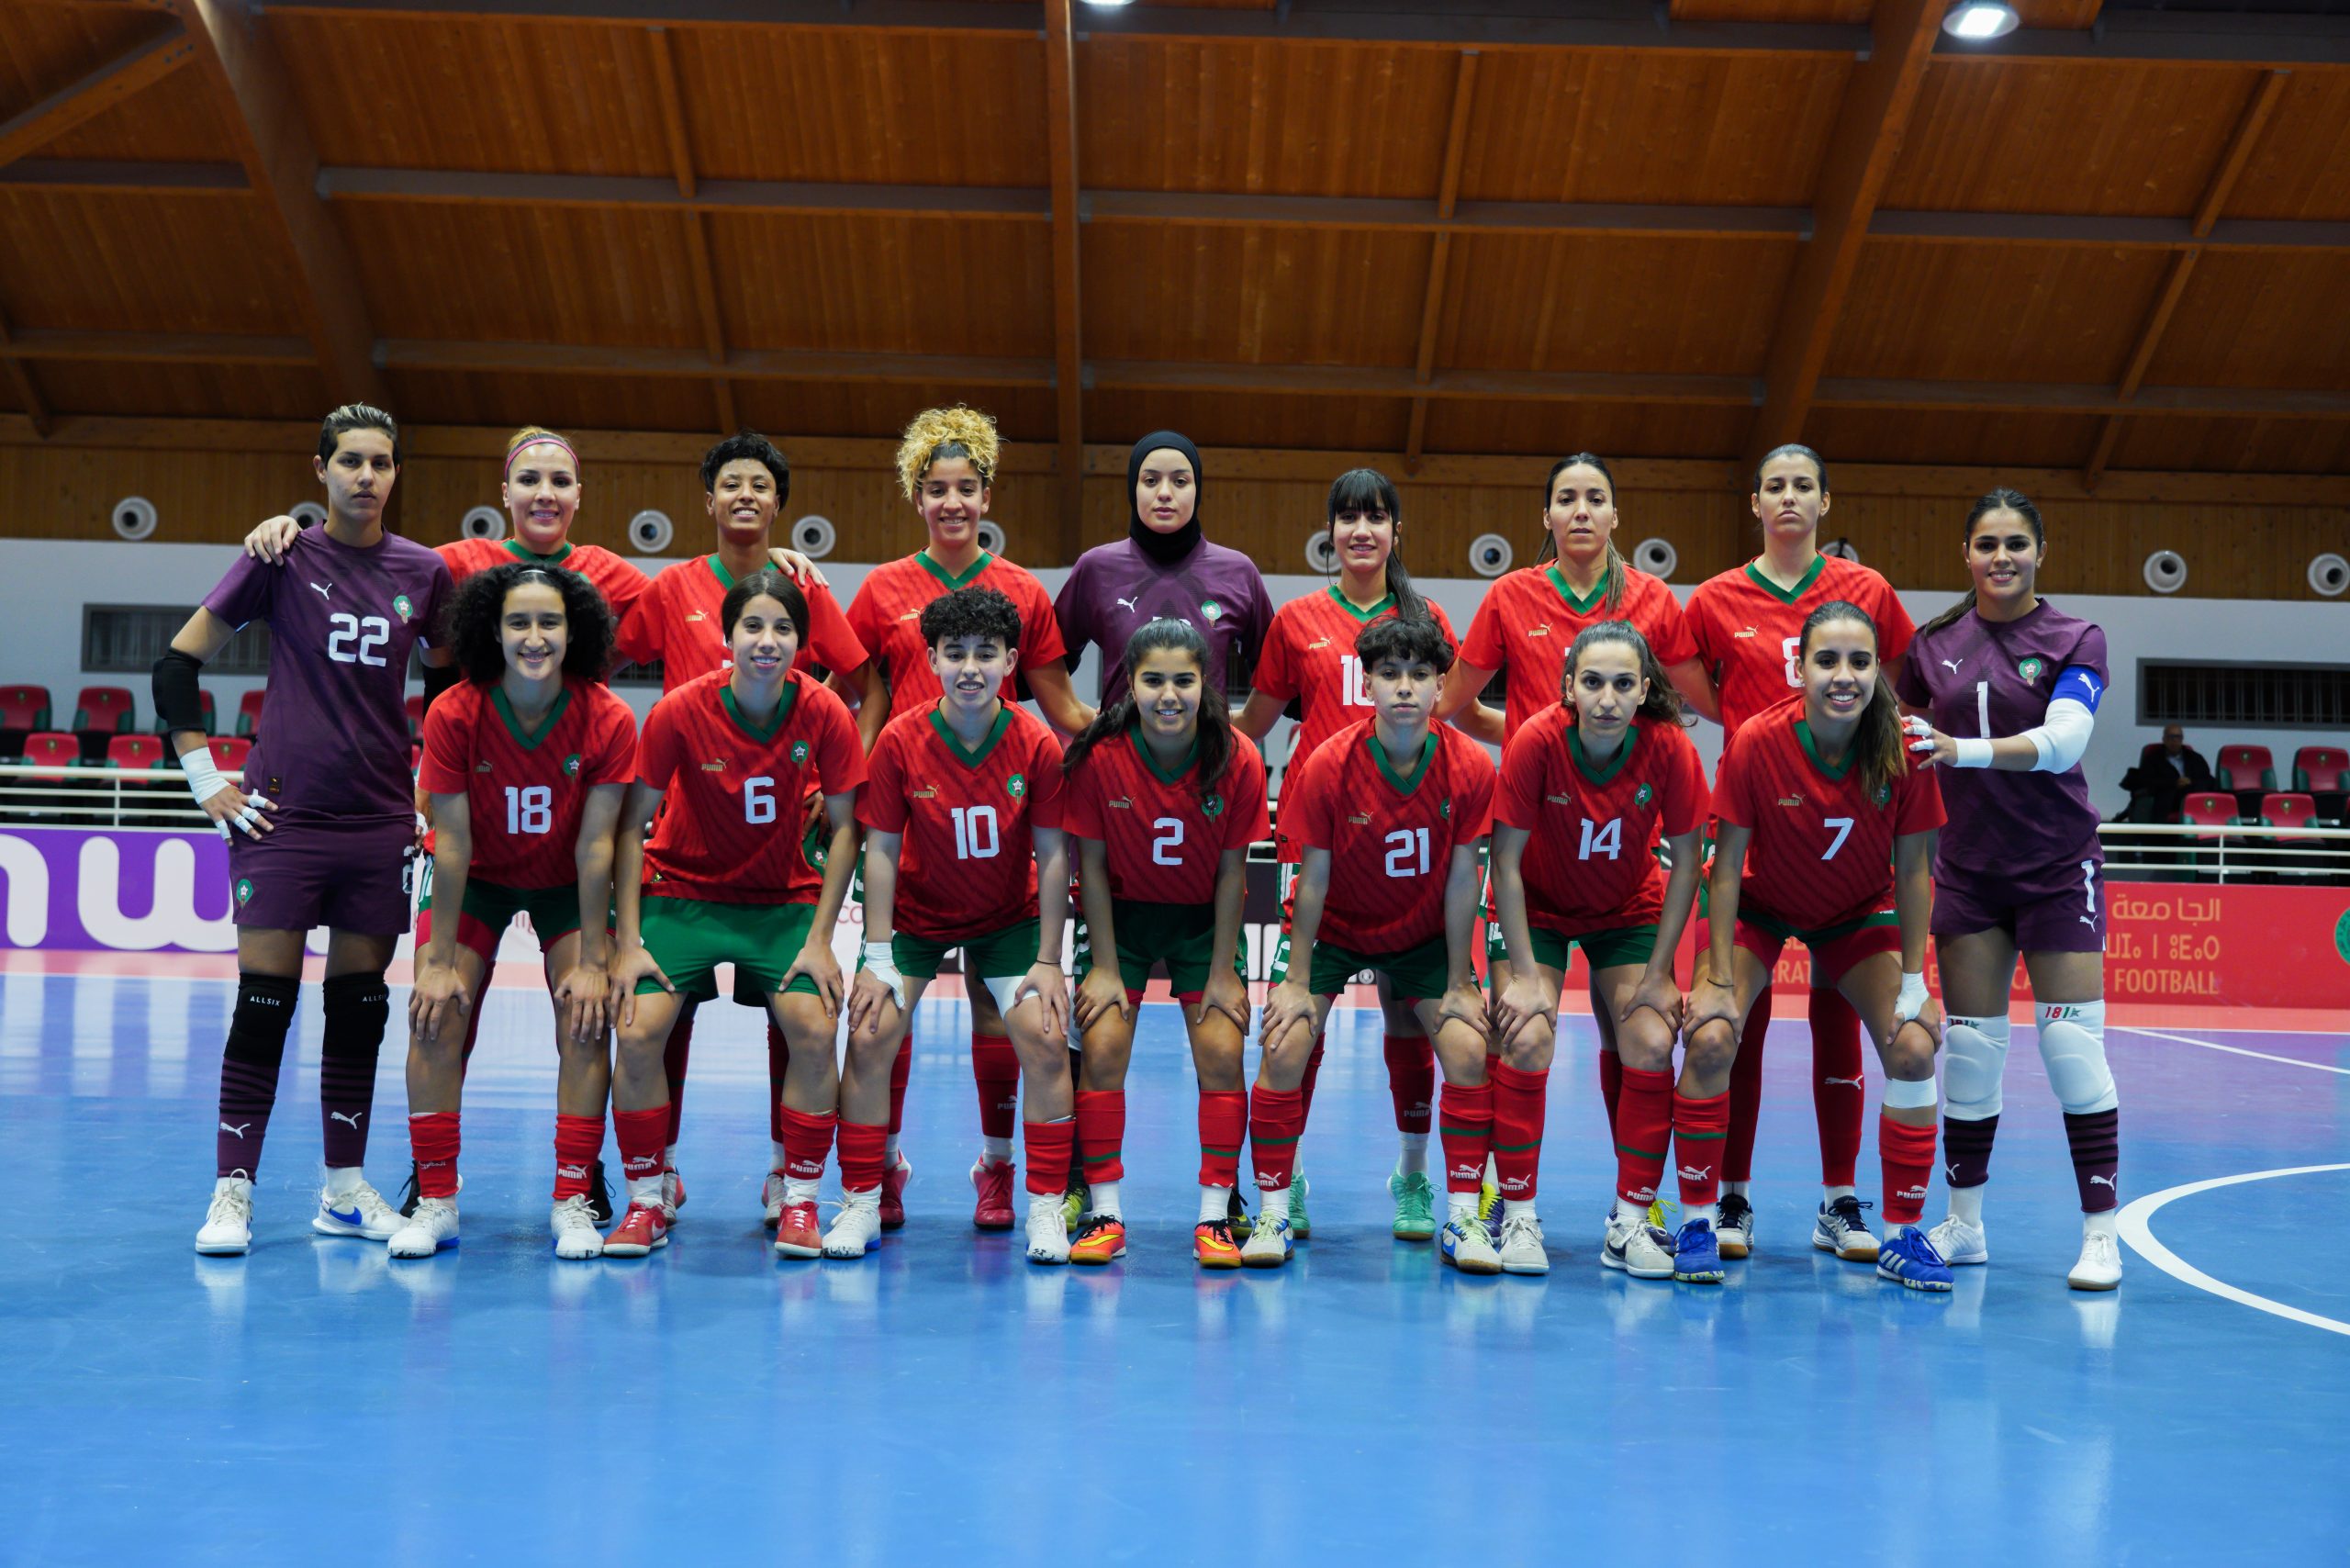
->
[1672,1088,1729,1207]
[408,1112,460,1200]
[1614,1067,1673,1206]
[553,1114,603,1201]
[1880,1114,1938,1227]
[1489,1062,1547,1202]
[1812,989,1867,1187]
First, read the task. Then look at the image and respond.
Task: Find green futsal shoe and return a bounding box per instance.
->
[1062,1170,1091,1231]
[1287,1172,1312,1239]
[1389,1169,1438,1241]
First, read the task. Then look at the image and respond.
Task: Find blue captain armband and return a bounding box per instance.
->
[2051,666,2104,712]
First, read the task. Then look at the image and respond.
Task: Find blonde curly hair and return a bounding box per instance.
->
[895,405,1000,501]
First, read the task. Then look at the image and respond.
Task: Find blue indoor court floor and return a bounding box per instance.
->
[4,966,2346,1568]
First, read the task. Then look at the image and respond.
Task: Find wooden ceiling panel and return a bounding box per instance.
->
[1441,234,1798,376]
[1079,40,1456,198]
[0,192,304,334]
[1083,389,1411,454]
[707,214,1052,356]
[2143,252,2350,392]
[1461,52,1851,207]
[28,62,242,164]
[0,4,165,101]
[734,383,1058,445]
[1669,0,1870,21]
[1080,226,1430,367]
[25,361,319,422]
[385,369,722,435]
[1800,408,2110,468]
[339,203,705,348]
[267,14,675,177]
[1419,400,1753,461]
[2226,73,2350,221]
[1886,62,2258,216]
[677,29,1046,186]
[2110,414,2350,476]
[1827,242,2171,384]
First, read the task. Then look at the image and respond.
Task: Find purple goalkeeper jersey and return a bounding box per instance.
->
[1055,536,1272,710]
[204,526,453,823]
[1897,599,2109,876]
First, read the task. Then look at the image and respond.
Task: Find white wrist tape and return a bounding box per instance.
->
[1953,737,1995,768]
[178,746,231,807]
[1895,970,1930,1023]
[862,940,906,1008]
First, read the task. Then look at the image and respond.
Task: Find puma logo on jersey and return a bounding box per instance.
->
[1822,1075,1863,1089]
[308,580,333,599]
[701,759,727,771]
[1546,792,1573,807]
[686,610,707,622]
[330,1111,364,1129]
[912,786,937,799]
[1734,626,1759,639]
[897,610,922,622]
[1116,597,1139,612]
[1107,795,1134,810]
[1677,1163,1713,1182]
[476,761,495,773]
[218,1121,251,1137]
[1348,812,1371,825]
[1525,623,1552,639]
[1306,636,1334,651]
[1941,657,1964,674]
[1777,793,1805,808]
[2079,914,2099,927]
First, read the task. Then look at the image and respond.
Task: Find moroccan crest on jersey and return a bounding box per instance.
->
[1439,798,1452,819]
[1203,794,1225,819]
[1873,781,1893,807]
[1007,773,1027,798]
[234,877,254,906]
[2018,655,2046,680]
[393,594,415,622]
[1634,782,1654,808]
[563,753,582,778]
[1201,599,1224,622]
[791,740,811,766]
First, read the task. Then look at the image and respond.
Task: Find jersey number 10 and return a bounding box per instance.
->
[953,804,1002,860]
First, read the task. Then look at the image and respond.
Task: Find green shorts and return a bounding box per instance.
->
[638,895,822,1000]
[868,918,1043,983]
[1075,899,1241,1001]
[1271,931,1451,1002]
[418,868,583,963]
[1492,923,1659,976]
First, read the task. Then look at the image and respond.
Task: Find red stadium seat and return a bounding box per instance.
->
[236,689,265,738]
[2255,792,2331,880]
[2177,790,2238,878]
[2293,745,2348,819]
[156,689,216,735]
[2216,742,2275,814]
[405,693,426,740]
[72,685,137,762]
[207,735,252,774]
[104,734,166,771]
[0,683,50,758]
[20,731,81,784]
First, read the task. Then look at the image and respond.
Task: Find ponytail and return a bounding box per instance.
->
[1539,452,1628,611]
[1061,618,1234,801]
[1799,600,1904,791]
[1325,467,1429,624]
[1919,487,2046,640]
[1563,620,1688,728]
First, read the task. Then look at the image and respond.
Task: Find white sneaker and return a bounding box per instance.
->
[1025,1198,1070,1265]
[1929,1215,1989,1266]
[312,1177,403,1240]
[762,1170,789,1228]
[196,1177,254,1255]
[1441,1212,1502,1274]
[660,1166,685,1223]
[1602,1211,1674,1280]
[1811,1195,1880,1263]
[1497,1213,1550,1275]
[387,1196,459,1258]
[550,1194,604,1260]
[1240,1215,1294,1268]
[822,1190,883,1260]
[2068,1227,2122,1291]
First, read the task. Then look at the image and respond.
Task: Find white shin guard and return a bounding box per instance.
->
[1942,1015,2010,1121]
[2036,1000,2118,1114]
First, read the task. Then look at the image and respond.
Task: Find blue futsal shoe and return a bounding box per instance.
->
[1876,1226,1956,1292]
[1672,1218,1724,1283]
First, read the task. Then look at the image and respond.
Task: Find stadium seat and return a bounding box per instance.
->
[2216,742,2276,817]
[236,689,265,738]
[2254,791,2331,881]
[2178,790,2239,879]
[17,732,83,814]
[155,689,217,736]
[2293,745,2348,819]
[0,683,52,757]
[103,734,166,771]
[72,685,137,763]
[406,693,426,740]
[207,735,252,774]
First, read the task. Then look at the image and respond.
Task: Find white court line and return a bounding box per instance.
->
[2118,1164,2350,1338]
[2116,1024,2350,1076]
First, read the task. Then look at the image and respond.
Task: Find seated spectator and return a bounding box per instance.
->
[2121,724,2214,822]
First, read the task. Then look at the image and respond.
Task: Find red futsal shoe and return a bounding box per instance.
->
[880,1151,912,1232]
[969,1157,1016,1230]
[603,1202,671,1258]
[772,1202,822,1259]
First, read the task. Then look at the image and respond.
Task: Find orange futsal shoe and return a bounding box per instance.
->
[970,1157,1016,1230]
[1193,1219,1243,1269]
[880,1151,912,1232]
[602,1202,670,1258]
[772,1201,822,1259]
[1070,1215,1128,1265]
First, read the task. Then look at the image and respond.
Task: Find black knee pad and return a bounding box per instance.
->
[224,971,302,1070]
[320,971,391,1059]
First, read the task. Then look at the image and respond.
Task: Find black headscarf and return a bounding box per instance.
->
[1126,430,1203,566]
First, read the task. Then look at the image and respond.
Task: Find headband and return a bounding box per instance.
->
[505,434,579,479]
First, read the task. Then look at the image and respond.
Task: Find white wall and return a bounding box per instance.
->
[1,541,2339,813]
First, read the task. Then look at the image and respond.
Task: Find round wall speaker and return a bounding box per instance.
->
[1304,532,1341,574]
[790,515,837,559]
[110,496,159,542]
[975,521,1007,556]
[2309,552,2348,599]
[290,501,327,529]
[1631,536,1678,579]
[1469,532,1514,579]
[459,505,504,541]
[628,510,675,554]
[2142,549,2188,595]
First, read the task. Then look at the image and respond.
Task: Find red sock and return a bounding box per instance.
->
[1075,1088,1126,1184]
[1197,1091,1246,1187]
[972,1033,1019,1141]
[1725,986,1774,1182]
[839,1119,888,1194]
[767,1021,790,1146]
[778,1105,836,1182]
[1615,1066,1673,1206]
[1248,1085,1305,1193]
[614,1106,669,1186]
[553,1113,603,1200]
[1673,1088,1730,1206]
[1489,1062,1548,1202]
[1598,1050,1625,1138]
[408,1111,460,1200]
[1880,1113,1938,1227]
[662,1009,694,1148]
[889,1037,913,1137]
[1298,1039,1326,1119]
[1023,1117,1075,1197]
[1438,1080,1494,1196]
[1382,1033,1434,1134]
[1811,987,1865,1187]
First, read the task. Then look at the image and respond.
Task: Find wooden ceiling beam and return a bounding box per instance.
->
[0,311,54,438]
[1744,0,1945,465]
[644,25,735,434]
[0,326,313,364]
[1043,0,1086,557]
[0,21,198,173]
[2083,69,2289,491]
[1403,49,1477,476]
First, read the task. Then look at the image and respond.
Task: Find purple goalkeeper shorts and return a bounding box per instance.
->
[226,813,416,935]
[1930,855,2107,954]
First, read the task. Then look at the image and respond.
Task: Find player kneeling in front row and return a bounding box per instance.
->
[1489,622,1709,1279]
[398,566,637,1259]
[1685,601,1953,1290]
[1062,620,1270,1268]
[1259,616,1497,1271]
[609,568,867,1258]
[842,587,1077,1263]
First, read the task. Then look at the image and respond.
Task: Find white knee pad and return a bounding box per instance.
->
[1942,1015,2009,1121]
[1881,1073,1939,1111]
[2037,1000,2118,1114]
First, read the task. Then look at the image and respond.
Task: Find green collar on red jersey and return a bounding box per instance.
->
[1545,562,1609,616]
[1127,722,1198,785]
[1568,721,1637,785]
[1743,554,1827,605]
[722,676,797,743]
[1793,718,1856,781]
[1324,583,1395,622]
[916,549,995,590]
[930,701,1010,767]
[1366,727,1438,796]
[502,539,575,567]
[490,684,572,750]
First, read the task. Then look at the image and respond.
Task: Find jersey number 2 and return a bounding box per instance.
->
[1151,817,1185,866]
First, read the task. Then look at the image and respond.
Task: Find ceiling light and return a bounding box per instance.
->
[1942,2,2020,40]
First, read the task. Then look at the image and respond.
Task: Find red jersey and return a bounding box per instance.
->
[1062,728,1270,906]
[417,678,638,890]
[1684,555,1916,737]
[1458,564,1696,735]
[1285,720,1495,954]
[436,537,650,628]
[615,553,867,693]
[843,551,1068,723]
[1712,698,1944,933]
[1493,710,1707,937]
[859,703,1067,940]
[1254,587,1461,776]
[636,668,867,904]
